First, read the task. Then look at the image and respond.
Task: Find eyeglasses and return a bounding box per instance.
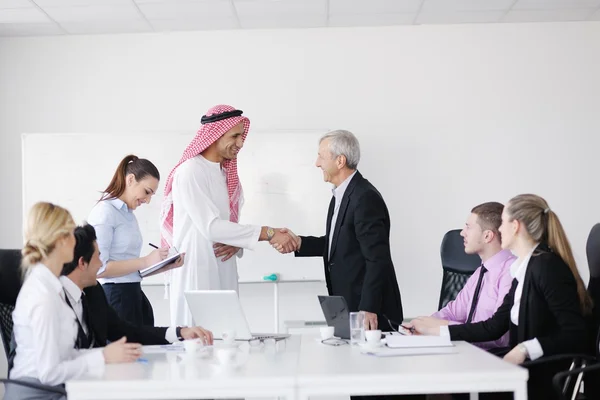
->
[248,337,277,347]
[321,338,349,346]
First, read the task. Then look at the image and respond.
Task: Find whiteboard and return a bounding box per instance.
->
[22,131,330,285]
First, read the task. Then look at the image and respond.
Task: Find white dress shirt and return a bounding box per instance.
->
[60,276,88,335]
[11,264,104,386]
[59,276,179,343]
[328,171,357,257]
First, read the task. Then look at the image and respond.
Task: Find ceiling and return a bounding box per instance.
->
[0,0,599,37]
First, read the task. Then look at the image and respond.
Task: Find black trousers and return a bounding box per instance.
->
[102,282,154,326]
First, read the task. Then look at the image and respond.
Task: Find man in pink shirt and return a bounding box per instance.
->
[414,202,516,351]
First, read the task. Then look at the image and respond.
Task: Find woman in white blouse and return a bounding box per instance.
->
[6,202,142,400]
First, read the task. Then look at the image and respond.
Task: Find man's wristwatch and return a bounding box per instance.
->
[266,227,275,240]
[176,327,184,341]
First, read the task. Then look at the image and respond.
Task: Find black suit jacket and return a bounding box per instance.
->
[296,171,403,329]
[449,246,588,356]
[84,281,170,347]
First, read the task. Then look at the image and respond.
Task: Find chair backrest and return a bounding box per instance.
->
[0,304,14,360]
[438,229,482,310]
[0,249,22,363]
[0,249,22,307]
[586,224,600,356]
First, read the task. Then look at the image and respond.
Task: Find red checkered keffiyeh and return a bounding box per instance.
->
[160,104,250,248]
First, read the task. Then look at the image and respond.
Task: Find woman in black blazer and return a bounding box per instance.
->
[409,194,592,400]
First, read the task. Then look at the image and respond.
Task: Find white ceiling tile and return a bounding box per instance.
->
[0,0,32,8]
[34,0,133,6]
[43,4,142,22]
[422,0,515,12]
[239,14,326,29]
[0,22,63,35]
[417,11,505,24]
[0,7,50,22]
[138,1,233,19]
[590,8,600,19]
[329,0,421,15]
[136,0,229,3]
[503,8,594,21]
[60,19,150,34]
[513,0,600,10]
[329,13,415,27]
[150,17,238,31]
[234,0,326,17]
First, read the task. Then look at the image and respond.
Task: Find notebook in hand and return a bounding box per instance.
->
[140,253,181,277]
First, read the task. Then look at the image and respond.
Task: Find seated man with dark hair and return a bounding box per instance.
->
[59,224,213,348]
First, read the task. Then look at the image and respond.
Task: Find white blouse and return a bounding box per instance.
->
[10,263,104,386]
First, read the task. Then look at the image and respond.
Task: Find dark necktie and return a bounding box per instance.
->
[466,265,487,324]
[64,290,95,349]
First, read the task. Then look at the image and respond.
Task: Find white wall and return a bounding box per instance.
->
[2,22,600,329]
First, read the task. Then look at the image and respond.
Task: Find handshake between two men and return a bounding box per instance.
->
[212,228,301,261]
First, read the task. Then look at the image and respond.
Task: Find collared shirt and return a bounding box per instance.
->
[60,276,88,335]
[510,244,544,360]
[433,249,516,350]
[88,197,143,284]
[60,277,179,343]
[10,264,104,386]
[328,171,357,257]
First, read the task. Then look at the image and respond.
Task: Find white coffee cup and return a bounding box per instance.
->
[222,329,236,345]
[183,338,200,353]
[320,326,335,340]
[365,329,382,345]
[216,348,237,365]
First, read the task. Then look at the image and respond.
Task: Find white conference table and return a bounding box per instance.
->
[296,335,529,400]
[66,334,528,400]
[66,336,302,400]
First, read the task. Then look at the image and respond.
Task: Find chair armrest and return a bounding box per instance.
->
[0,378,67,395]
[523,353,597,368]
[552,361,600,398]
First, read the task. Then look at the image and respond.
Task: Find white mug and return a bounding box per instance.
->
[183,338,200,353]
[365,329,382,344]
[216,348,237,365]
[320,326,335,340]
[222,329,236,345]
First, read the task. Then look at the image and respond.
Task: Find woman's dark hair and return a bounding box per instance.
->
[100,155,160,201]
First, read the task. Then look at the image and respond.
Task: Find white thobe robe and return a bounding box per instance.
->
[169,155,261,326]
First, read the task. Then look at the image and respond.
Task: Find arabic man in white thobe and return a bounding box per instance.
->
[160,104,298,326]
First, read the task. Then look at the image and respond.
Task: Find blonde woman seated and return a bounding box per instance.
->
[5,202,142,400]
[408,194,591,400]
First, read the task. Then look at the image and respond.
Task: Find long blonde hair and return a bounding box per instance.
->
[22,202,76,271]
[506,194,593,315]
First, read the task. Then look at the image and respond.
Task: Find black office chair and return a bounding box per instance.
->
[0,248,67,396]
[548,224,600,400]
[437,229,481,310]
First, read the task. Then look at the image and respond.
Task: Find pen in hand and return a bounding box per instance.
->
[149,242,180,254]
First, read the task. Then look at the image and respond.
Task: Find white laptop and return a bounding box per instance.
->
[184,290,290,341]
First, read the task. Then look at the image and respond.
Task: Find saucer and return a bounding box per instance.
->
[359,341,385,349]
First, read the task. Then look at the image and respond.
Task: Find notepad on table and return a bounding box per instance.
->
[385,335,453,348]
